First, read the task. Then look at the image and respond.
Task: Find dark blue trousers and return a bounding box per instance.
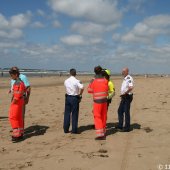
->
[118,94,133,130]
[63,95,79,133]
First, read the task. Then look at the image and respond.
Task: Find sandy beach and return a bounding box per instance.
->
[0,75,170,170]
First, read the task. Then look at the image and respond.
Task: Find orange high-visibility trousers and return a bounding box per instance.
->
[9,98,24,137]
[93,102,107,137]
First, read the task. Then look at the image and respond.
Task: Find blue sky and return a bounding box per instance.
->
[0,0,170,74]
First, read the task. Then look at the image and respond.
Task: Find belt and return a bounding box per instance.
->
[65,94,79,97]
[121,93,133,99]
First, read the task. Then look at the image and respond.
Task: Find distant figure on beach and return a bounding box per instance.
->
[116,67,134,132]
[102,69,115,108]
[63,68,84,134]
[88,66,108,140]
[9,67,31,128]
[9,68,26,142]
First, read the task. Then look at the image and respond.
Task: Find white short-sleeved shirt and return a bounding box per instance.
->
[121,75,134,95]
[64,76,84,96]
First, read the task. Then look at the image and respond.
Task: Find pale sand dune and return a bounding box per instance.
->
[0,75,170,170]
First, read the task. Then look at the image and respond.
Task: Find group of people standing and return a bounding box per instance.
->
[64,66,134,140]
[8,65,133,143]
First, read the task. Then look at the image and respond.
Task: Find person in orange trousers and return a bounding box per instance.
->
[88,66,108,140]
[9,69,26,142]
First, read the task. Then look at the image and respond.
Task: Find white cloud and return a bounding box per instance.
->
[31,21,45,28]
[0,14,9,29]
[37,9,45,16]
[60,34,103,46]
[112,33,121,41]
[10,13,31,28]
[0,12,31,39]
[0,29,23,39]
[122,0,147,13]
[52,20,61,28]
[60,35,86,46]
[48,0,122,24]
[121,15,170,44]
[71,22,105,36]
[71,21,119,36]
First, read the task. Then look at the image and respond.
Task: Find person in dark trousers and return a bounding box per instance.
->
[63,68,84,134]
[116,67,134,132]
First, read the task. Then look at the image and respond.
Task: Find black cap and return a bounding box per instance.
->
[94,65,102,75]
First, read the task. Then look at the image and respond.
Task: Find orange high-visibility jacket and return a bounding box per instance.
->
[9,79,26,137]
[12,79,26,101]
[88,77,108,103]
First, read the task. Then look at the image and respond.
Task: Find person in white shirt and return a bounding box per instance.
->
[63,68,84,134]
[116,67,134,132]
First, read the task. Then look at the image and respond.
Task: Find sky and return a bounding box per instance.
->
[0,0,170,74]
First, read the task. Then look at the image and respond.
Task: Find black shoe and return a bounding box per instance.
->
[115,126,123,132]
[95,136,106,140]
[71,131,80,134]
[12,135,24,143]
[64,130,70,133]
[122,128,130,132]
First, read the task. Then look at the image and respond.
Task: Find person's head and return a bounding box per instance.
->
[9,67,20,80]
[104,69,111,80]
[122,67,129,77]
[70,68,76,76]
[94,65,102,75]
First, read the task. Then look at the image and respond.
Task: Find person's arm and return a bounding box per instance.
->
[108,81,115,99]
[25,86,31,104]
[123,86,133,95]
[21,74,31,104]
[87,79,94,94]
[79,88,84,96]
[8,80,15,94]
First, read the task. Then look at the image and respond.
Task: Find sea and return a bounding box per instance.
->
[0,68,93,77]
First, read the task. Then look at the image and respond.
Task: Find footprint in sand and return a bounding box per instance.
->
[71,168,82,170]
[143,127,153,133]
[98,149,109,158]
[138,153,142,158]
[98,149,108,153]
[58,158,64,163]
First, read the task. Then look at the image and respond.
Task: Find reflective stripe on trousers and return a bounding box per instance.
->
[93,102,107,137]
[12,128,24,137]
[96,128,105,137]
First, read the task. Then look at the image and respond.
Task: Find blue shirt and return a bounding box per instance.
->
[11,74,30,89]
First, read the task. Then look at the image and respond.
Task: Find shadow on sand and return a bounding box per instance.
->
[78,124,94,133]
[0,116,8,120]
[106,122,141,136]
[78,122,141,136]
[24,125,49,140]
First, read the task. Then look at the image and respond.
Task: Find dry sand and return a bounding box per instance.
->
[0,75,170,170]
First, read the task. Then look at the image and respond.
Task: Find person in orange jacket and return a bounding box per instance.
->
[9,69,26,142]
[88,66,108,140]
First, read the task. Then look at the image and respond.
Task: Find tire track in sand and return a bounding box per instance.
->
[120,98,137,170]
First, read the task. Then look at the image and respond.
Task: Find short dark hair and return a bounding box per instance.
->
[9,69,20,76]
[70,68,76,76]
[94,65,102,75]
